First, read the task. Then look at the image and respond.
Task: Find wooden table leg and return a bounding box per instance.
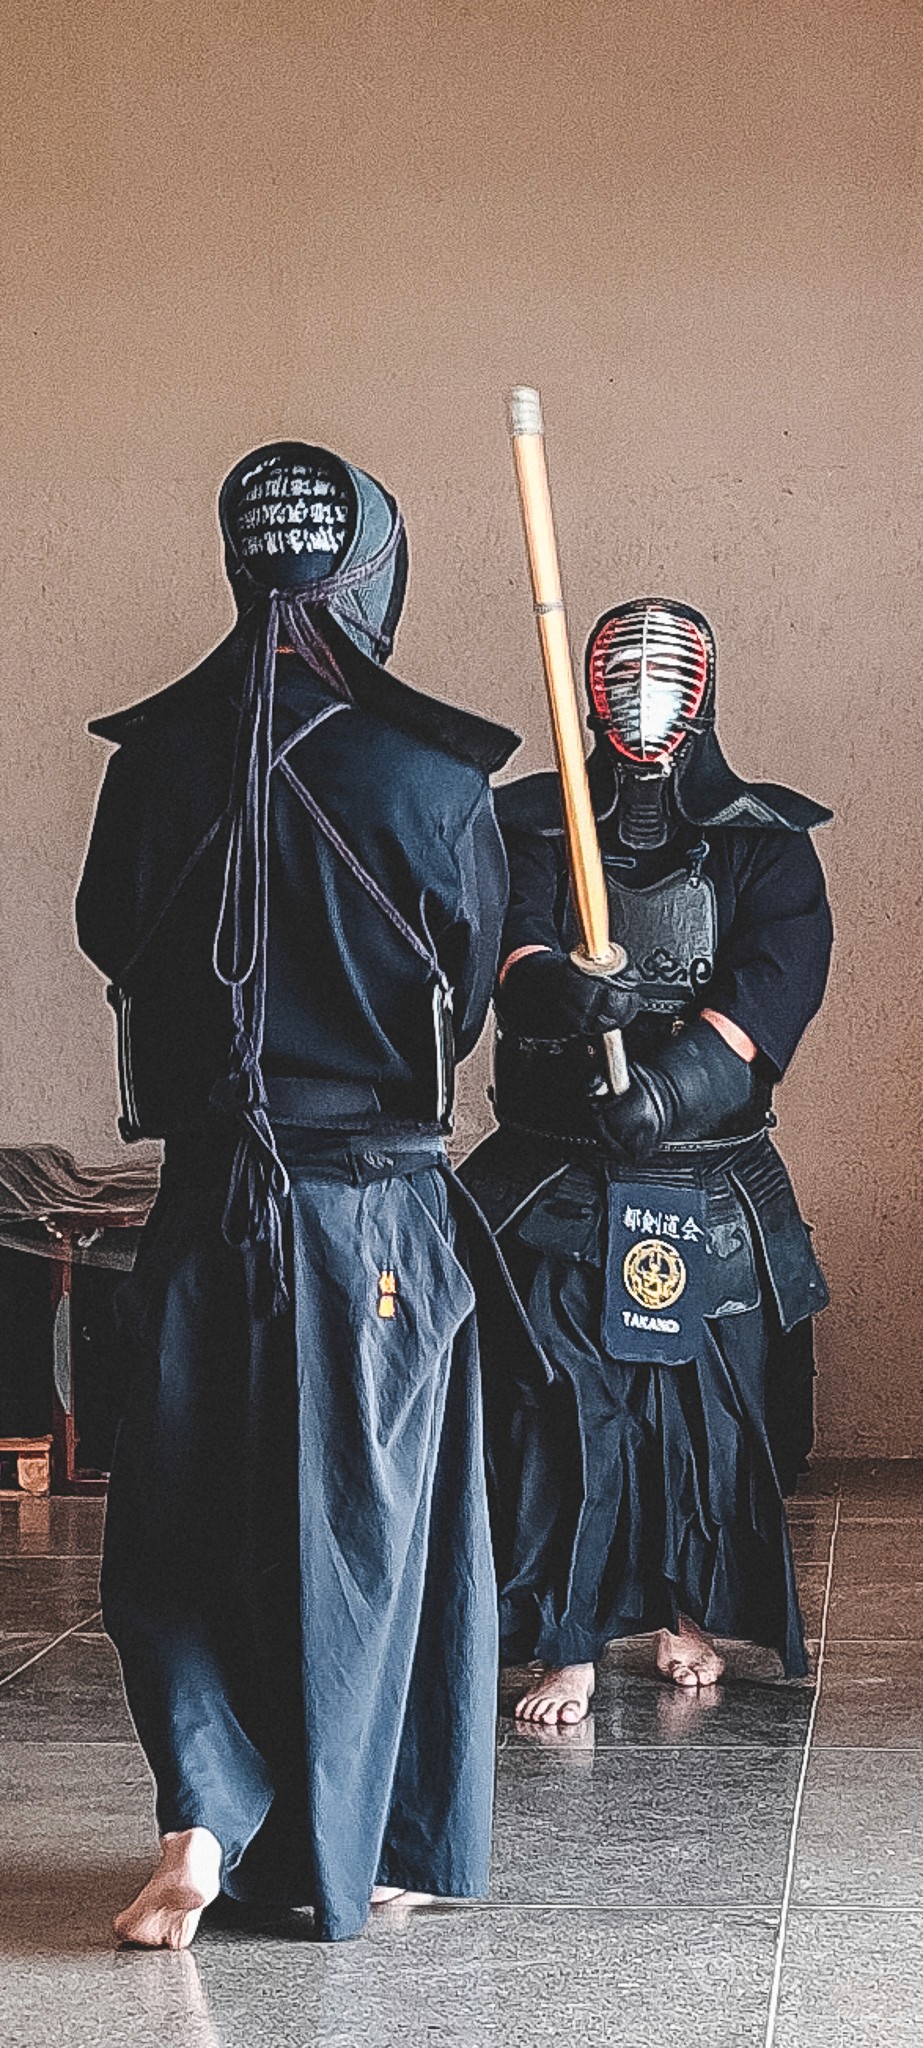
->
[50,1235,76,1493]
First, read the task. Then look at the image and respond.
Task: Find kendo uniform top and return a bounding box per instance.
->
[461,739,833,1677]
[75,443,537,1942]
[76,639,509,1142]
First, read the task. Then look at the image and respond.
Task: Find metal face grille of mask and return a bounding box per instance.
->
[229,454,357,588]
[588,602,709,764]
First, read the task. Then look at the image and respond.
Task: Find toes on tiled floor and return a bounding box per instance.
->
[2,1467,923,2045]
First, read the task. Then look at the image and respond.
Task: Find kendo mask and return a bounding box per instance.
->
[586,598,716,849]
[219,440,408,667]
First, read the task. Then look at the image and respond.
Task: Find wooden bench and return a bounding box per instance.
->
[0,1435,53,1497]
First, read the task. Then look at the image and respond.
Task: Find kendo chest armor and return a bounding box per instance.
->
[601,858,716,1032]
[494,852,728,1141]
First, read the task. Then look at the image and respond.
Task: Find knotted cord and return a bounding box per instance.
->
[212,514,405,1314]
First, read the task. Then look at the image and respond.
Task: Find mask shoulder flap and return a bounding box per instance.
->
[704,783,833,832]
[319,615,521,777]
[86,632,243,746]
[494,771,565,837]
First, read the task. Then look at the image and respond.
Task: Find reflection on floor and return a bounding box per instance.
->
[2,1461,922,2047]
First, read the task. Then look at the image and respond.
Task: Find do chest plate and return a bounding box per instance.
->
[602,862,717,1016]
[494,854,721,1138]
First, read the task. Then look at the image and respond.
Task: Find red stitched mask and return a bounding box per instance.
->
[587,599,712,765]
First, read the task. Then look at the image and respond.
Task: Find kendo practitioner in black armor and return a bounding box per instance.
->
[75,442,531,1942]
[461,597,832,1723]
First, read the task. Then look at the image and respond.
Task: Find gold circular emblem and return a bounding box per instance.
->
[623,1239,687,1311]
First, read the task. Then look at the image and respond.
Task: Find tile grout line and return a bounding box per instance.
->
[0,1609,102,1690]
[762,1478,843,2048]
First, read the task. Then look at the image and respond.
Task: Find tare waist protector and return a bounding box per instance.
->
[510,1135,827,1351]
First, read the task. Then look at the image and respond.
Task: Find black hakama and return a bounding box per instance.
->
[102,1138,498,1941]
[488,1162,807,1676]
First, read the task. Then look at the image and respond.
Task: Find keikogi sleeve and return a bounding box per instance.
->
[439,785,510,1060]
[499,825,562,963]
[74,745,143,981]
[705,831,833,1076]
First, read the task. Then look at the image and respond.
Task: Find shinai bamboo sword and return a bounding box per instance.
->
[508,385,630,1096]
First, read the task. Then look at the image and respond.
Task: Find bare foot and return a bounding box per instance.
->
[114,1828,223,1950]
[655,1615,725,1690]
[514,1662,595,1725]
[370,1885,433,1907]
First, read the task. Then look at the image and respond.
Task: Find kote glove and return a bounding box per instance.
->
[596,1017,758,1162]
[498,949,640,1039]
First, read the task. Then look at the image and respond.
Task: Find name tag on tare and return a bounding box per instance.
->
[602,1183,708,1367]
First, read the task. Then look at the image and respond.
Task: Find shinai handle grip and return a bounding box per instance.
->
[508,385,629,1096]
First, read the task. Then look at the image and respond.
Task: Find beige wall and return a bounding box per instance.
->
[2,0,922,1452]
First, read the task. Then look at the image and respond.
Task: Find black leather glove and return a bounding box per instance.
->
[498,949,640,1039]
[596,1017,758,1162]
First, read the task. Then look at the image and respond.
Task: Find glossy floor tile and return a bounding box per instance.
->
[814,1641,923,1748]
[793,1749,923,1906]
[492,1744,802,1906]
[789,1509,838,1569]
[793,1566,830,1638]
[787,1493,837,1525]
[832,1519,923,1579]
[824,1517,923,1639]
[0,1630,54,1681]
[839,1460,923,1515]
[827,1578,923,1641]
[0,1740,154,1871]
[1,1907,780,2048]
[773,1909,923,2045]
[0,1497,106,1557]
[792,1459,844,1500]
[0,1556,101,1631]
[2,1458,921,2047]
[0,1628,134,1741]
